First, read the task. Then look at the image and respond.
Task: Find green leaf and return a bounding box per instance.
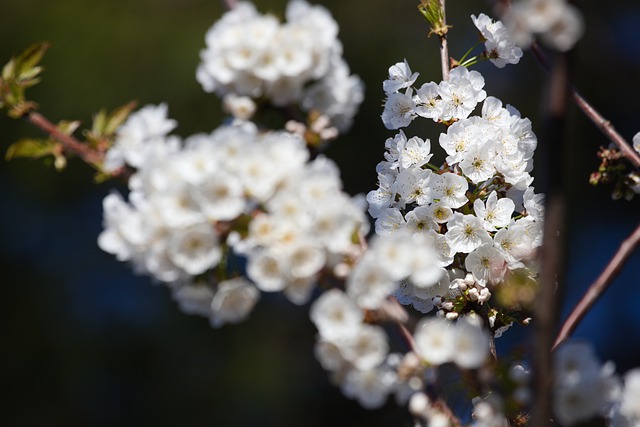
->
[18,65,43,83]
[17,42,50,75]
[104,100,137,136]
[93,170,112,184]
[5,138,57,160]
[91,109,107,135]
[2,58,16,81]
[56,119,81,136]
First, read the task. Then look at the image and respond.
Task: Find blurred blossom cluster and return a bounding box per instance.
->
[195,0,364,132]
[502,0,584,52]
[471,13,523,68]
[554,341,640,427]
[99,105,368,327]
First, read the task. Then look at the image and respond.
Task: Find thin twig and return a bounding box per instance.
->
[571,91,640,168]
[221,0,237,10]
[27,111,103,165]
[395,320,461,427]
[530,43,640,169]
[553,222,640,350]
[397,321,418,352]
[439,0,450,81]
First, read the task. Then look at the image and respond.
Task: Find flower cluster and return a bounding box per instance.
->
[471,13,523,68]
[552,341,640,427]
[310,287,492,410]
[413,316,489,369]
[373,59,544,322]
[99,104,367,327]
[196,0,363,131]
[381,64,487,129]
[502,0,584,52]
[310,288,397,409]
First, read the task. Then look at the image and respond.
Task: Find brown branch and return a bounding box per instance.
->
[553,222,640,350]
[530,43,640,169]
[396,320,418,352]
[532,51,569,427]
[27,111,103,165]
[395,319,461,427]
[221,0,236,10]
[571,91,640,168]
[439,0,450,81]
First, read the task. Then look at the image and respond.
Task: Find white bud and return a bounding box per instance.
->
[409,392,431,417]
[333,262,351,278]
[441,301,454,311]
[464,273,476,287]
[446,312,459,320]
[478,287,491,302]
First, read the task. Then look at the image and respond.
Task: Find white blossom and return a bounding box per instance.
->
[414,317,455,365]
[167,223,222,276]
[382,89,417,129]
[310,289,363,342]
[210,277,260,328]
[445,213,492,253]
[465,243,507,286]
[473,191,516,231]
[341,366,397,409]
[383,59,419,95]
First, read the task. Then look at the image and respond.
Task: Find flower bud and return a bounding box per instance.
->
[446,312,459,320]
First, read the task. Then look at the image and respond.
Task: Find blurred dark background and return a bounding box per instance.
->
[1,0,639,426]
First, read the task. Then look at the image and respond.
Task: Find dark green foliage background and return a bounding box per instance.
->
[1,1,639,426]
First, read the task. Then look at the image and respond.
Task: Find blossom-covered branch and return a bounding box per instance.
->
[4,0,640,426]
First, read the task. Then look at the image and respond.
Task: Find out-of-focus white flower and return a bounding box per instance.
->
[413,317,455,365]
[471,13,523,68]
[172,282,215,317]
[168,223,222,276]
[196,0,362,131]
[619,368,640,422]
[452,316,490,369]
[503,0,584,52]
[310,289,363,342]
[339,324,389,371]
[222,93,256,121]
[210,277,260,328]
[104,103,177,172]
[633,132,640,154]
[341,365,397,409]
[553,340,622,426]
